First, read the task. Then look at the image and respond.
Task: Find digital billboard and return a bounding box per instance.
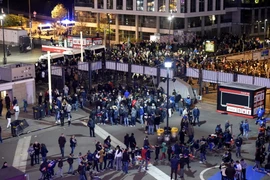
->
[205,40,215,53]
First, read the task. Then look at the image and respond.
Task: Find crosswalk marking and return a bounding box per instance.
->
[81,121,171,180]
[12,136,32,172]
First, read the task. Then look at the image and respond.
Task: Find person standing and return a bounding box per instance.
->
[235,137,243,158]
[6,109,13,129]
[5,94,10,110]
[0,125,2,143]
[70,135,77,155]
[13,104,20,120]
[192,106,200,126]
[33,141,41,164]
[124,134,130,149]
[87,118,95,137]
[66,103,72,126]
[56,158,63,177]
[243,119,249,140]
[60,110,65,126]
[40,143,48,162]
[240,159,247,180]
[122,148,130,174]
[23,99,28,113]
[129,133,137,150]
[170,155,179,180]
[77,161,86,180]
[178,98,184,116]
[154,144,160,161]
[28,143,35,166]
[179,154,186,179]
[0,99,3,116]
[38,92,43,105]
[58,133,66,158]
[199,141,207,163]
[12,97,17,107]
[225,164,236,180]
[115,146,123,171]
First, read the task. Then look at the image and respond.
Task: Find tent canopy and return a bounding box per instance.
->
[0,166,25,180]
[158,77,195,99]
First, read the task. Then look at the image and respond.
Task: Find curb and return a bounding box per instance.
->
[2,116,88,140]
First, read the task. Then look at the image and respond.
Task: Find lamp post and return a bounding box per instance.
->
[257,20,261,36]
[164,57,172,135]
[106,13,112,49]
[28,0,33,48]
[167,10,174,45]
[264,19,268,47]
[0,11,6,64]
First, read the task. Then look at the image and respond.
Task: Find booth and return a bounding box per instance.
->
[217,82,266,118]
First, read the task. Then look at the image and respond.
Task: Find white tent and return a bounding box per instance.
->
[158,77,196,100]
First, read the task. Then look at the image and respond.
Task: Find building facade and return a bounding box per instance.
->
[74,0,270,43]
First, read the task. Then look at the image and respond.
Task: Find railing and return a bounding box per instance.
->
[185,67,270,88]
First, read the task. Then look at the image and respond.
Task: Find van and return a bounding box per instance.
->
[37,23,54,35]
[38,53,65,67]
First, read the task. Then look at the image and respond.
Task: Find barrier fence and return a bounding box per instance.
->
[186,67,270,88]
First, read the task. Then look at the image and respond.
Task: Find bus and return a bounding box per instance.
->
[84,45,106,61]
[37,23,54,35]
[38,53,65,67]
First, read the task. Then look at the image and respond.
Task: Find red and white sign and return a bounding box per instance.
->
[253,90,265,114]
[41,45,73,53]
[226,103,251,115]
[67,36,103,48]
[219,88,250,96]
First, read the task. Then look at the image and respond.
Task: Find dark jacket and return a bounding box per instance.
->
[67,157,74,165]
[225,166,236,178]
[58,136,66,147]
[170,157,179,169]
[58,160,63,168]
[70,138,77,147]
[6,111,12,119]
[122,151,130,162]
[40,146,48,157]
[124,135,129,145]
[33,143,41,154]
[88,119,95,128]
[129,135,137,148]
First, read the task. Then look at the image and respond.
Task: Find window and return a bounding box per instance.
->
[180,0,187,13]
[208,0,213,11]
[137,0,144,11]
[142,16,156,28]
[127,0,133,10]
[169,0,177,13]
[190,0,196,12]
[116,0,123,10]
[199,0,204,12]
[215,0,220,10]
[158,0,166,12]
[107,0,113,9]
[98,0,104,9]
[147,0,155,11]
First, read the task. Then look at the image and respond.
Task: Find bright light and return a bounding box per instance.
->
[61,19,75,24]
[0,13,5,20]
[265,19,268,22]
[168,15,174,21]
[164,61,172,68]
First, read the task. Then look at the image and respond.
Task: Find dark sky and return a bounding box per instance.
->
[1,0,73,16]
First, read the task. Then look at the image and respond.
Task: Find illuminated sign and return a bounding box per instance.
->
[205,40,215,52]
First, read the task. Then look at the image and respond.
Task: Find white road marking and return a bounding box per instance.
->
[12,136,32,172]
[199,165,219,180]
[81,121,171,180]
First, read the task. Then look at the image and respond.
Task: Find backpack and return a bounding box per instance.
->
[87,153,93,161]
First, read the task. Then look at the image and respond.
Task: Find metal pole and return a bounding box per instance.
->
[7,0,9,14]
[28,0,32,48]
[2,19,6,64]
[80,31,83,62]
[47,51,52,104]
[166,68,169,132]
[109,22,111,49]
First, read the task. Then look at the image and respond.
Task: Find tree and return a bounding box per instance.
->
[51,4,67,20]
[3,14,28,27]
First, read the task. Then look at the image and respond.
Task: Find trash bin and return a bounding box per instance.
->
[11,120,23,137]
[33,106,40,120]
[40,106,45,119]
[171,127,179,142]
[19,119,29,129]
[157,128,164,143]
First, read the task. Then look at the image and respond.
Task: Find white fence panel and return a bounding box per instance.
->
[131,65,144,74]
[144,67,157,76]
[237,74,253,85]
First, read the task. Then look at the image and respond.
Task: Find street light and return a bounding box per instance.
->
[264,19,268,46]
[257,20,262,36]
[164,57,172,137]
[0,10,6,64]
[167,10,174,45]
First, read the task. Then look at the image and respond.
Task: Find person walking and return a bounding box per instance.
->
[6,109,13,129]
[243,119,249,140]
[92,150,100,173]
[179,154,186,179]
[192,106,200,126]
[70,135,77,155]
[124,134,130,149]
[58,133,66,158]
[23,99,28,113]
[160,142,167,161]
[33,141,41,164]
[170,155,179,180]
[67,154,74,175]
[40,143,48,162]
[56,158,63,177]
[235,137,243,158]
[129,133,137,150]
[154,144,160,161]
[87,118,95,137]
[199,141,207,163]
[178,98,184,116]
[28,143,35,166]
[66,103,72,126]
[13,104,20,120]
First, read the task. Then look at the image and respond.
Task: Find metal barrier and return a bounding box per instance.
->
[254,77,270,88]
[78,62,89,71]
[160,68,174,78]
[237,74,253,85]
[51,66,62,76]
[186,68,199,78]
[91,61,102,71]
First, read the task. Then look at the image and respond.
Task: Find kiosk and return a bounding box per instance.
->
[217,82,266,118]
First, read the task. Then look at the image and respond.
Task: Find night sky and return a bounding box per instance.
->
[1,0,73,16]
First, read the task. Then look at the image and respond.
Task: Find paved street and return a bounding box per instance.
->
[0,100,269,180]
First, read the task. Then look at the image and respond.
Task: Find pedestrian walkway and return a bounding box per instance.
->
[0,107,87,139]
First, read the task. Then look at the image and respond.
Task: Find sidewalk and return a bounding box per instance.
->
[0,106,88,140]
